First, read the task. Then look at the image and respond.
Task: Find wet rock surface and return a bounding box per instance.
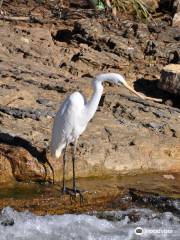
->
[0,1,179,186]
[129,188,180,215]
[0,213,14,227]
[0,173,180,215]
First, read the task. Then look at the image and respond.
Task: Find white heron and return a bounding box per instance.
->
[51,73,162,200]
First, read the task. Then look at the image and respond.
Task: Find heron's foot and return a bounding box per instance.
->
[71,188,84,204]
[61,187,84,204]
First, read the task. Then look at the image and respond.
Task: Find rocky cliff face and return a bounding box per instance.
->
[0,1,179,183]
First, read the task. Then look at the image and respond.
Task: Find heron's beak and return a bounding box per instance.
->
[122,81,162,103]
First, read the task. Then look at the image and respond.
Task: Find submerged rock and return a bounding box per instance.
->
[129,188,180,215]
[0,218,14,227]
[0,208,14,227]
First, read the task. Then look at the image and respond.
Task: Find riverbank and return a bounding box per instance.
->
[0,173,180,215]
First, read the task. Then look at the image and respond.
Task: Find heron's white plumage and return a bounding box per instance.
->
[51,92,87,158]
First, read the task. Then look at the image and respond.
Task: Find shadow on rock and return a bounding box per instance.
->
[0,132,54,183]
[134,78,180,108]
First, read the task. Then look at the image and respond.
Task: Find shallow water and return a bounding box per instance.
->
[1,173,180,200]
[0,207,180,240]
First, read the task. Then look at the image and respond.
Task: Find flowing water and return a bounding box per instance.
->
[0,174,180,240]
[0,207,180,240]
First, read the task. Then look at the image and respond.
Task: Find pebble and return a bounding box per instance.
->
[36,98,53,107]
[148,23,161,33]
[146,122,164,130]
[163,174,175,180]
[20,37,30,44]
[138,105,150,112]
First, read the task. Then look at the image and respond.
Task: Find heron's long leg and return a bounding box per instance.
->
[62,142,68,192]
[71,138,84,204]
[72,139,78,191]
[61,140,84,204]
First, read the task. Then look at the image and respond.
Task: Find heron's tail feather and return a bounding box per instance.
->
[51,150,61,158]
[51,144,65,159]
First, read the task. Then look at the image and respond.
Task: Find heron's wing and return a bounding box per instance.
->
[51,92,85,157]
[79,91,87,105]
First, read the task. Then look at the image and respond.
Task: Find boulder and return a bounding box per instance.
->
[173,12,180,27]
[0,146,14,183]
[173,0,180,13]
[0,144,53,183]
[158,64,180,95]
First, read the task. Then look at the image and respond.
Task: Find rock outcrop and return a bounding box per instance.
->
[0,1,180,183]
[1,93,180,183]
[159,64,180,95]
[173,0,180,13]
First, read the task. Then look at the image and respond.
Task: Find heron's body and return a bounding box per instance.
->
[51,75,105,158]
[51,92,87,158]
[50,73,162,200]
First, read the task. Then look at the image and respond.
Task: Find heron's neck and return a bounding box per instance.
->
[85,79,103,121]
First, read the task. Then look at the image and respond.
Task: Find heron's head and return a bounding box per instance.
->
[105,73,126,86]
[95,73,162,102]
[97,72,145,99]
[95,73,126,87]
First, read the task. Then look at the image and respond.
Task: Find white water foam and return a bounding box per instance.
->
[0,207,179,240]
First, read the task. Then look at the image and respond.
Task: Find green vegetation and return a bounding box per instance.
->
[88,0,153,20]
[111,0,152,19]
[88,0,106,10]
